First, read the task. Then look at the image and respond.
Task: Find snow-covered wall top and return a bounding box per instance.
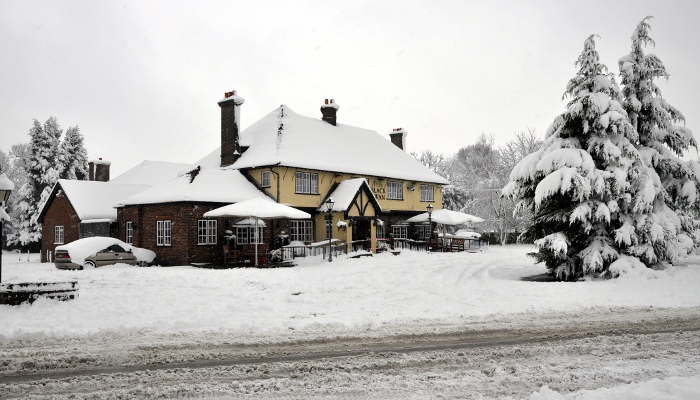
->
[58,180,151,220]
[195,105,449,185]
[117,168,269,206]
[89,159,111,165]
[110,160,191,186]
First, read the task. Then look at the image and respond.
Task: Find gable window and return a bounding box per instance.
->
[392,225,408,239]
[295,171,318,194]
[420,184,435,202]
[387,181,403,200]
[261,170,271,187]
[55,225,64,244]
[197,220,217,245]
[156,220,172,246]
[290,220,313,242]
[125,221,133,245]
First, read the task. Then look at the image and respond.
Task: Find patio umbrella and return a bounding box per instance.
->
[204,198,311,265]
[407,209,484,250]
[406,208,484,225]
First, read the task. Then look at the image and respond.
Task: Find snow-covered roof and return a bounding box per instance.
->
[117,168,270,206]
[55,180,152,221]
[195,105,449,185]
[317,178,381,213]
[110,160,191,186]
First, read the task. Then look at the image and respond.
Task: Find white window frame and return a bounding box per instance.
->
[387,181,403,200]
[236,226,264,245]
[290,220,313,242]
[376,224,385,239]
[415,224,431,239]
[157,220,172,246]
[392,225,408,239]
[55,225,64,244]
[295,171,318,194]
[420,184,435,202]
[197,219,217,245]
[125,221,133,245]
[261,170,271,187]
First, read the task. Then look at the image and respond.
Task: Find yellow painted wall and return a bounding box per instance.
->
[250,167,442,250]
[314,212,344,243]
[251,167,443,212]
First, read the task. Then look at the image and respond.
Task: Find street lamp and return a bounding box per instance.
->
[325,197,335,262]
[0,169,15,284]
[426,203,433,249]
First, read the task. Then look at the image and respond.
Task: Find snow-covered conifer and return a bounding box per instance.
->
[504,35,656,280]
[15,117,63,248]
[60,126,89,180]
[618,17,698,260]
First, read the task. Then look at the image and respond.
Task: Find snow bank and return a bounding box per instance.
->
[529,375,700,399]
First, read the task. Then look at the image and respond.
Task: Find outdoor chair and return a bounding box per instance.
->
[223,244,242,265]
[427,238,443,252]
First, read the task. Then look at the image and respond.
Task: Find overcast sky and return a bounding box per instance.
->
[2,0,698,177]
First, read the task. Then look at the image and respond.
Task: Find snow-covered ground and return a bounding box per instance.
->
[2,244,700,398]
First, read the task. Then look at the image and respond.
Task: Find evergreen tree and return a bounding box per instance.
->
[1,144,29,247]
[60,126,89,180]
[15,117,63,248]
[504,35,657,280]
[618,17,698,261]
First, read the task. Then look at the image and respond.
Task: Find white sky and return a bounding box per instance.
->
[1,0,698,177]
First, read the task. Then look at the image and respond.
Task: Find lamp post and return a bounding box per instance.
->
[0,169,15,284]
[325,197,335,262]
[426,203,434,251]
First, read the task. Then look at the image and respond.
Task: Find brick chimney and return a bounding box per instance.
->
[389,128,407,151]
[218,89,245,167]
[88,158,111,182]
[320,99,339,126]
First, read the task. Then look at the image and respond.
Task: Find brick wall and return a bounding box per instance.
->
[41,192,81,262]
[118,202,283,266]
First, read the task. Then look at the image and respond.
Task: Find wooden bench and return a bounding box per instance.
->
[450,238,465,252]
[243,243,268,265]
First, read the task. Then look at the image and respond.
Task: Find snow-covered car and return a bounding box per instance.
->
[54,237,156,270]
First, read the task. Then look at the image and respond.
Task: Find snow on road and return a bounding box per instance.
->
[2,244,700,398]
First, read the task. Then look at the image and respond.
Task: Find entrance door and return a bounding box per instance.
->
[352,220,371,251]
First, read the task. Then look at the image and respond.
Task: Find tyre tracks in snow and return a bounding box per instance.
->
[3,307,700,386]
